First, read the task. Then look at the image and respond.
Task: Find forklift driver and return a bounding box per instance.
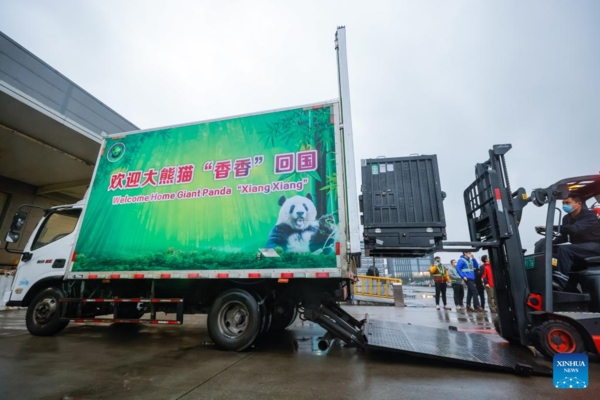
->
[536,193,600,290]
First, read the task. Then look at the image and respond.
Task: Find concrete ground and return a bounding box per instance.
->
[0,288,597,399]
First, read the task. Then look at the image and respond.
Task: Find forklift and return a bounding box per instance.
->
[293,144,599,376]
[422,143,600,359]
[358,143,600,367]
[466,144,600,358]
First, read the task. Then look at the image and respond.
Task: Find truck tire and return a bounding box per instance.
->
[208,289,261,351]
[26,287,69,336]
[117,304,146,320]
[534,319,586,359]
[257,296,272,337]
[269,301,298,331]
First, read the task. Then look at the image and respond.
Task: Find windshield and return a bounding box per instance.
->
[31,209,81,251]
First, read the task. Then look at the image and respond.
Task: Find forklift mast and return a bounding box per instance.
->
[463,144,532,345]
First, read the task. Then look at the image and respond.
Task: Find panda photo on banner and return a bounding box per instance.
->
[265,194,338,254]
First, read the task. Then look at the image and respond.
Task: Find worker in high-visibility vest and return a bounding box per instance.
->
[456,252,483,312]
[448,259,465,310]
[430,256,451,310]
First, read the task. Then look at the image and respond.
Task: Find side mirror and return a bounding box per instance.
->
[530,189,549,207]
[5,231,20,243]
[10,211,28,232]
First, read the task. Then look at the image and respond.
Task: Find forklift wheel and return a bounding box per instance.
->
[534,320,585,358]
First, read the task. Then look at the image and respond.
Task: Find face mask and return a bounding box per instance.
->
[563,204,575,214]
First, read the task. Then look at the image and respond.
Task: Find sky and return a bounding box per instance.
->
[1,0,599,261]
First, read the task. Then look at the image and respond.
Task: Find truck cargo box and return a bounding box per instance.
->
[360,155,446,257]
[67,101,358,280]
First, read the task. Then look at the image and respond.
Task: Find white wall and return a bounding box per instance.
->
[0,275,14,310]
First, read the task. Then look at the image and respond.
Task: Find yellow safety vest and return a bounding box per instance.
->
[433,263,446,276]
[461,259,475,272]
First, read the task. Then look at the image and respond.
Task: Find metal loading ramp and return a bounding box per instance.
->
[364,319,552,376]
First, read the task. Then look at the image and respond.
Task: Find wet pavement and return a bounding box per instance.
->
[0,290,598,399]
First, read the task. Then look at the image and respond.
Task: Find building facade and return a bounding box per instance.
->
[359,242,434,282]
[388,256,435,283]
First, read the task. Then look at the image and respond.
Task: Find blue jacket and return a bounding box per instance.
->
[456,256,479,280]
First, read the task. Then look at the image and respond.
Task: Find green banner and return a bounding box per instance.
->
[73,104,340,272]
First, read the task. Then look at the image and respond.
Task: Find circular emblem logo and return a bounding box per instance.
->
[107,143,126,162]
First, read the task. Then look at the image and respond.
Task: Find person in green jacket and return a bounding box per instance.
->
[448,259,465,310]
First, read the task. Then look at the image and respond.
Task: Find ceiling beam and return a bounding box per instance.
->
[36,179,90,195]
[0,123,94,167]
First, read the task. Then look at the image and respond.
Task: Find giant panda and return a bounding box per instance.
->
[265,194,318,253]
[309,213,338,254]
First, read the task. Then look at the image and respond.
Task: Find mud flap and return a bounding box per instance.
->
[364,319,552,376]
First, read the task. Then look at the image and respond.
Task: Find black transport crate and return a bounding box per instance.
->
[360,155,446,257]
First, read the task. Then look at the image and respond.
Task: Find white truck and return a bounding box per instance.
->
[0,28,564,375]
[2,28,365,351]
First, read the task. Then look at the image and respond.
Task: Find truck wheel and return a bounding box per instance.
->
[534,320,585,359]
[208,289,261,351]
[257,296,272,336]
[117,304,146,320]
[269,302,298,331]
[26,287,69,336]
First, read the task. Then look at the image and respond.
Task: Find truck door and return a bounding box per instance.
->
[10,208,82,302]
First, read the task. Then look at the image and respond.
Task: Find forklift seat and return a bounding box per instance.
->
[584,256,600,268]
[564,258,600,293]
[569,265,600,312]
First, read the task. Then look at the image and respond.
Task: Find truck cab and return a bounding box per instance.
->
[3,201,84,308]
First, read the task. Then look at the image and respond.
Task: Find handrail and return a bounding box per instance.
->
[354,275,402,299]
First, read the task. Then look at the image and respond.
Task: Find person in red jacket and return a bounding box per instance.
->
[481,255,497,313]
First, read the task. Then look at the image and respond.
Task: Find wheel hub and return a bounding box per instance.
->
[548,329,575,353]
[34,297,57,325]
[218,301,249,339]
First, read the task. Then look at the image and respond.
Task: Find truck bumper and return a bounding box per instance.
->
[2,290,22,309]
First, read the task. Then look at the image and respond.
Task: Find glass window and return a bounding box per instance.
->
[31,209,81,251]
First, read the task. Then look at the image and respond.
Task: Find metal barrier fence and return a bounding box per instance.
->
[354,275,403,299]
